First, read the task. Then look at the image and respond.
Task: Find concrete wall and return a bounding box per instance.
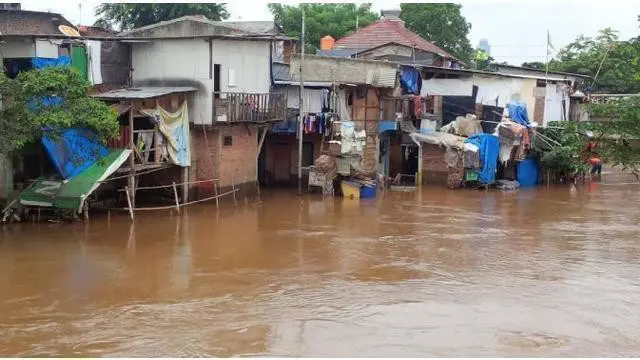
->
[132,39,213,125]
[290,54,398,85]
[0,38,35,58]
[211,40,271,94]
[132,38,272,125]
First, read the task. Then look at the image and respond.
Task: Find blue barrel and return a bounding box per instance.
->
[517,158,539,187]
[359,182,377,199]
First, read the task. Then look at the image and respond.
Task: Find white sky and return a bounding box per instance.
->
[19,0,640,65]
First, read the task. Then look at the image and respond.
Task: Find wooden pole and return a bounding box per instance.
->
[297,6,305,196]
[214,179,219,209]
[128,102,136,209]
[125,186,134,220]
[172,182,180,213]
[231,174,238,206]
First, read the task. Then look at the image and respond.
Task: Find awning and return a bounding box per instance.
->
[20,149,131,211]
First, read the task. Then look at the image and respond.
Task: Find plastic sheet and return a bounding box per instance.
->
[464,134,500,185]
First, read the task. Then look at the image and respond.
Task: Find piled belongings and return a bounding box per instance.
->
[464,134,500,185]
[310,155,337,196]
[440,114,483,137]
[495,121,531,164]
[496,179,520,190]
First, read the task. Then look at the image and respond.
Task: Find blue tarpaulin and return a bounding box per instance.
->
[517,158,539,187]
[41,128,110,180]
[465,134,500,185]
[507,100,530,126]
[271,119,298,135]
[32,56,71,70]
[399,66,422,95]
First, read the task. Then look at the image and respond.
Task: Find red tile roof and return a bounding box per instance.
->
[334,19,456,60]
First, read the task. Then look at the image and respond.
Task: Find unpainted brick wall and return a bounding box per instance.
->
[422,144,448,186]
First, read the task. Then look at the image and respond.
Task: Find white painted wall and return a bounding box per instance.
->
[0,38,35,58]
[132,39,213,125]
[472,75,537,121]
[211,40,271,94]
[543,83,570,125]
[35,39,60,58]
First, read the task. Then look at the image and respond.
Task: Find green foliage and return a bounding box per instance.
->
[268,3,378,54]
[550,28,640,93]
[538,121,589,174]
[521,61,545,70]
[588,97,640,173]
[94,3,230,31]
[399,3,474,64]
[0,67,119,155]
[473,49,494,71]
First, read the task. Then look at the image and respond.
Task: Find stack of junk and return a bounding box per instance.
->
[312,120,376,200]
[409,99,540,190]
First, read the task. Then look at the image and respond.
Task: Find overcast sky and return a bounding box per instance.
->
[19,0,640,65]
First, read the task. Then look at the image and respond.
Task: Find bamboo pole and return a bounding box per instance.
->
[214,179,219,209]
[125,186,134,220]
[172,182,180,213]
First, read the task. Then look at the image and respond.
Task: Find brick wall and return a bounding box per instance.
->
[422,144,448,186]
[190,124,258,196]
[219,125,258,188]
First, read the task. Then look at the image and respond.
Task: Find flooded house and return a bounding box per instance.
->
[0,9,129,206]
[115,16,290,200]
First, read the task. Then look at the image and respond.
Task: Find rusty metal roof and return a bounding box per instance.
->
[93,87,198,100]
[0,9,76,36]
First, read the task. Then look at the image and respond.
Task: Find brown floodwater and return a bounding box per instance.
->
[1,174,640,357]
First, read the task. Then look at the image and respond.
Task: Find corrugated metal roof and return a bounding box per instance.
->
[221,21,280,35]
[93,87,198,100]
[316,48,364,58]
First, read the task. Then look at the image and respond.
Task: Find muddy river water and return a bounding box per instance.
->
[1,177,640,356]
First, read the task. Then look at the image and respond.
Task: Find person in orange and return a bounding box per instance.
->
[586,142,602,177]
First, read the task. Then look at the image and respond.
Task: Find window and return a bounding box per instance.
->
[228,68,236,87]
[213,64,221,99]
[223,136,233,146]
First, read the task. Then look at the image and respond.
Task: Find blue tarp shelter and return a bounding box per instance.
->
[41,128,110,180]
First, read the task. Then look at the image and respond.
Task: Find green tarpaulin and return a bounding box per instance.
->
[20,149,131,211]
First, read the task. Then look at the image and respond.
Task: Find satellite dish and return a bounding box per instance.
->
[58,25,81,37]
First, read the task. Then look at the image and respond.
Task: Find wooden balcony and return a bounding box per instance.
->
[213,92,286,124]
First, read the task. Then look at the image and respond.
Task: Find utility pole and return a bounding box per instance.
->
[297,6,306,195]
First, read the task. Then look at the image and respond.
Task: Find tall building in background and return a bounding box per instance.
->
[0,3,20,10]
[478,38,491,55]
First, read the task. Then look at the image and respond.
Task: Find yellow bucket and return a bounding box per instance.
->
[341,181,360,200]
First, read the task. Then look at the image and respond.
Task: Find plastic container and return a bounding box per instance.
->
[359,182,377,199]
[341,181,360,200]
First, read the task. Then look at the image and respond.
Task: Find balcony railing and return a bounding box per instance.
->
[213,92,286,123]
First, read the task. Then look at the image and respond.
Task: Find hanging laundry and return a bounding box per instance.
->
[413,96,424,118]
[506,100,530,126]
[399,66,422,95]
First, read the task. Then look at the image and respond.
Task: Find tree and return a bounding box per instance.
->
[588,98,640,178]
[550,28,640,93]
[94,3,230,31]
[399,3,474,64]
[0,67,119,155]
[268,3,378,54]
[473,49,494,71]
[521,61,545,70]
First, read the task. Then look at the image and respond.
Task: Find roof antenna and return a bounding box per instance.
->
[78,2,82,27]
